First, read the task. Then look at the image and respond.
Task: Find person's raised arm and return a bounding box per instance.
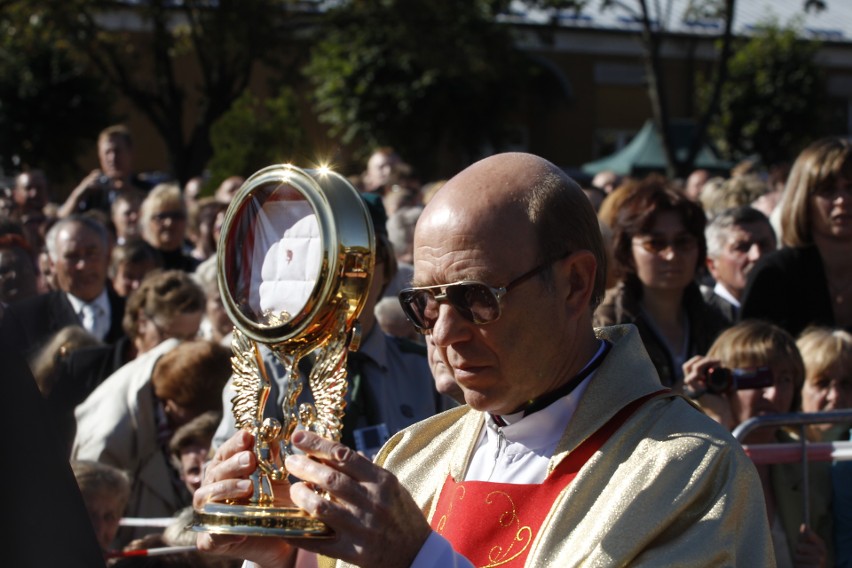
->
[57,170,107,218]
[682,355,736,430]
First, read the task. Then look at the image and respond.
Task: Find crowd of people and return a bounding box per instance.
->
[2,124,851,567]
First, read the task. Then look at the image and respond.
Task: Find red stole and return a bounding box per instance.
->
[430,391,668,567]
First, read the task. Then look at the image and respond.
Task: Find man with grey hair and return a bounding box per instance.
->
[703,205,777,323]
[0,215,125,359]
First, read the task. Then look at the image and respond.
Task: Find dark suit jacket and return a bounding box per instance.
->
[0,287,126,359]
[740,245,840,337]
[49,336,134,457]
[1,346,106,567]
[702,287,738,326]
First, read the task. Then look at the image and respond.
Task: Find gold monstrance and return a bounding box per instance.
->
[191,165,374,537]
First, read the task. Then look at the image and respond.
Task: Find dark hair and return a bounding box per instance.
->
[611,175,707,278]
[525,168,607,309]
[109,238,163,279]
[169,410,221,459]
[111,188,146,214]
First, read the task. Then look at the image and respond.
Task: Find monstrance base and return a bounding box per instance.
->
[191,502,333,538]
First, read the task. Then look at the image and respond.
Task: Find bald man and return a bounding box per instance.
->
[196,153,773,567]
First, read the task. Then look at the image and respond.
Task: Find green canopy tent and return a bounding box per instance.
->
[581,119,733,177]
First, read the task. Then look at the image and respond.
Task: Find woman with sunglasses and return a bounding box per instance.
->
[593,175,729,388]
[140,182,200,273]
[741,137,852,338]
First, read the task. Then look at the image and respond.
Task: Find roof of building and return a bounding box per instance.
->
[581,119,733,176]
[505,0,852,44]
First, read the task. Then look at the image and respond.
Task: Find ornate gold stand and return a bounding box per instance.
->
[193,503,333,537]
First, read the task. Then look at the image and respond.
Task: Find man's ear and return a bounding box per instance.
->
[555,250,597,312]
[705,257,718,281]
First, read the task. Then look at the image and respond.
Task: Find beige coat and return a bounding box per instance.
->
[330,324,774,567]
[72,338,186,546]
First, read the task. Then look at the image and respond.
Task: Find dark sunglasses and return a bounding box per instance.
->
[632,234,697,255]
[398,253,569,333]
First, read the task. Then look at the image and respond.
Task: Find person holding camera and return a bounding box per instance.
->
[683,319,830,568]
[58,124,155,218]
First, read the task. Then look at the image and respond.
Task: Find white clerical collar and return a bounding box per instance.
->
[713,282,741,308]
[467,367,598,484]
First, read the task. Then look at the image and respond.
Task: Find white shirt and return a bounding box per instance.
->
[66,288,111,341]
[412,341,606,568]
[713,281,741,309]
[464,373,592,484]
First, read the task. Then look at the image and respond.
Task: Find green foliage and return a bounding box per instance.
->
[29,0,305,184]
[304,0,537,179]
[206,87,304,191]
[0,5,115,182]
[707,19,825,165]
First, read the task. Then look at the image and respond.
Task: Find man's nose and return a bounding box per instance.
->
[430,302,471,347]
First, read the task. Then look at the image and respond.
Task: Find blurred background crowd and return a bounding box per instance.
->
[3,0,852,566]
[2,126,852,567]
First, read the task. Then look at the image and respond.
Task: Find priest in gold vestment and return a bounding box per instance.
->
[196,153,774,568]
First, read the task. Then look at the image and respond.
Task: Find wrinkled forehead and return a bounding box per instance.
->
[412,197,536,283]
[58,223,106,249]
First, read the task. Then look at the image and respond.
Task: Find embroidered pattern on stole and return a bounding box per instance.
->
[431,390,669,567]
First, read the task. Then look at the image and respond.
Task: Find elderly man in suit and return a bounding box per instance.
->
[703,205,777,323]
[0,215,125,360]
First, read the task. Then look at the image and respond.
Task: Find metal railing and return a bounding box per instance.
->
[733,409,852,528]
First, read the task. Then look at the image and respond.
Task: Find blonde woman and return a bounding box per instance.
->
[741,137,852,337]
[140,182,199,272]
[683,320,828,568]
[797,327,852,567]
